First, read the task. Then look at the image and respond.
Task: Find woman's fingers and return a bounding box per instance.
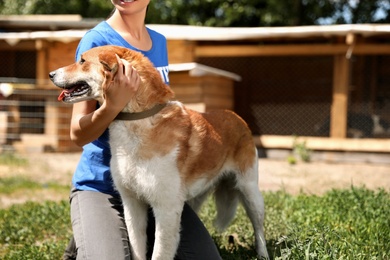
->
[103,55,140,111]
[115,54,140,92]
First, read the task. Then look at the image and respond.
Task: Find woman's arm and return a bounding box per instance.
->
[70,56,140,147]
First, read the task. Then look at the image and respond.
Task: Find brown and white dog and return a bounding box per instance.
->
[49,45,269,260]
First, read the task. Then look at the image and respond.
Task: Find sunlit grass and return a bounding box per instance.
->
[0,177,70,195]
[0,187,388,259]
[0,153,28,167]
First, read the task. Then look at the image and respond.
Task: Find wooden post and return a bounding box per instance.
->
[330,55,350,138]
[35,40,47,86]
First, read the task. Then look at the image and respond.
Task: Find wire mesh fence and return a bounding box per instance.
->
[199,54,390,139]
[0,86,76,152]
[1,53,390,153]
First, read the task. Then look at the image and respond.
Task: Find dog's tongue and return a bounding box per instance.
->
[58,91,66,101]
[57,86,77,101]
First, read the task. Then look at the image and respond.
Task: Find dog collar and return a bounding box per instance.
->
[115,103,167,121]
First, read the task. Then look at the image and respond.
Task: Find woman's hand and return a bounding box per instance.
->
[103,54,140,113]
[70,55,140,146]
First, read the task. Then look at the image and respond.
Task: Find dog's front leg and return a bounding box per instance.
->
[151,201,184,260]
[121,195,149,260]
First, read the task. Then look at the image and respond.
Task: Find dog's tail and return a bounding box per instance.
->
[213,174,239,232]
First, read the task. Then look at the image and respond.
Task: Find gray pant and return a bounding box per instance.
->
[63,189,221,260]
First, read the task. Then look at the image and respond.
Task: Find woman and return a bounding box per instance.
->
[63,0,222,259]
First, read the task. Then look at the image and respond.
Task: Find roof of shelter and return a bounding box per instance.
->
[169,62,241,81]
[0,15,390,46]
[150,24,390,41]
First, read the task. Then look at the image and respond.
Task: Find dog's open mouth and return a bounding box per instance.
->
[58,83,90,101]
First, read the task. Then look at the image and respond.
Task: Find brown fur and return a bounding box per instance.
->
[49,45,269,260]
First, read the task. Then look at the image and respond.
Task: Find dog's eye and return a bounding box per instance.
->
[79,58,85,65]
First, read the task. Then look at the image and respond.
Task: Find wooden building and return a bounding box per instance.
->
[0,15,390,156]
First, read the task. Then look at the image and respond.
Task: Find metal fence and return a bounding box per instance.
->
[199,55,390,139]
[1,53,390,153]
[0,84,75,152]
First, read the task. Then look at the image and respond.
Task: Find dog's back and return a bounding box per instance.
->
[50,45,269,259]
[109,101,268,258]
[179,108,257,185]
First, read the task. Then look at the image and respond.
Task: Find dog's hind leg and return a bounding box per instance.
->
[237,160,269,259]
[213,174,240,232]
[239,183,268,259]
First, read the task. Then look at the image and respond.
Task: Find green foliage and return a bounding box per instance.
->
[287,136,312,164]
[293,140,311,163]
[0,177,69,194]
[199,187,390,259]
[266,187,390,259]
[146,0,390,26]
[0,0,113,17]
[0,0,388,26]
[0,201,72,259]
[0,177,41,194]
[286,155,297,165]
[0,187,388,259]
[332,0,390,23]
[0,153,28,167]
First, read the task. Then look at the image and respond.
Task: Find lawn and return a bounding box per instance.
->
[0,152,388,259]
[0,183,388,259]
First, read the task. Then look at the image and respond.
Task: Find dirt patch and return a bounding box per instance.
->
[0,153,78,208]
[259,159,390,194]
[0,153,77,186]
[0,152,389,207]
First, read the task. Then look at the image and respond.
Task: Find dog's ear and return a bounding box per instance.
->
[99,52,119,75]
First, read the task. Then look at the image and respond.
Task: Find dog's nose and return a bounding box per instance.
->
[49,71,55,80]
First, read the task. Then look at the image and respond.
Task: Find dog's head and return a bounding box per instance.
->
[49,45,174,108]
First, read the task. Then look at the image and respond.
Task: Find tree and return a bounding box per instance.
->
[0,0,112,18]
[146,0,389,26]
[0,0,389,26]
[332,0,390,24]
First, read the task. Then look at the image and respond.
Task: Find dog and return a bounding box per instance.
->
[49,45,269,260]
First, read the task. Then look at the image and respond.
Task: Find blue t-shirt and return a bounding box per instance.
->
[73,21,170,195]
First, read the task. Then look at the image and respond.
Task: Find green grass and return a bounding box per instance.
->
[0,187,389,259]
[0,177,42,194]
[264,188,389,260]
[0,153,28,167]
[0,201,72,259]
[0,177,69,195]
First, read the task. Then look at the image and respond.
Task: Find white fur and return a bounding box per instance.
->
[109,118,268,260]
[109,120,184,260]
[50,46,269,260]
